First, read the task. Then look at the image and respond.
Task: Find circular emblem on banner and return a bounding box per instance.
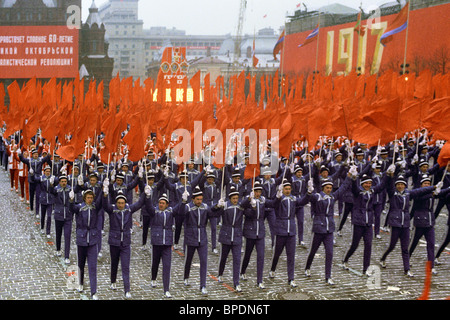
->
[180,61,189,74]
[161,62,170,73]
[171,63,180,73]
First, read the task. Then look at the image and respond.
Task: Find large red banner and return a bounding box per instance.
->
[283,3,450,75]
[0,26,79,79]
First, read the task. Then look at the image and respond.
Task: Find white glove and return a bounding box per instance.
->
[50,176,55,185]
[289,162,295,173]
[111,169,116,177]
[435,181,443,194]
[92,148,97,155]
[103,178,109,187]
[69,190,74,200]
[78,175,84,186]
[394,144,399,154]
[250,191,255,199]
[412,154,419,164]
[387,164,396,174]
[205,165,212,172]
[138,167,144,179]
[86,159,91,165]
[163,167,169,177]
[29,168,34,175]
[250,198,257,208]
[103,185,108,195]
[400,160,407,169]
[307,179,314,194]
[182,191,189,202]
[349,165,358,177]
[60,164,67,173]
[218,198,226,208]
[144,185,152,196]
[276,186,283,199]
[372,155,378,163]
[372,162,377,170]
[376,146,381,156]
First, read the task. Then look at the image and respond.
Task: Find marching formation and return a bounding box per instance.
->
[1,127,449,301]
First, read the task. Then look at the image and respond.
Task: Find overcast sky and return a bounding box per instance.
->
[82,0,393,35]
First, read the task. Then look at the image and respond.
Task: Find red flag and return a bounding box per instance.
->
[437,141,450,168]
[123,113,145,161]
[190,70,201,103]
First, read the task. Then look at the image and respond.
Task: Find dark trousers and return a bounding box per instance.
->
[218,242,242,287]
[77,244,98,295]
[241,237,265,284]
[55,219,72,259]
[296,207,305,243]
[436,226,450,259]
[142,215,150,246]
[174,215,184,245]
[266,209,276,246]
[409,226,435,267]
[29,182,40,215]
[343,225,373,272]
[381,226,410,271]
[338,202,353,232]
[305,232,334,279]
[373,203,383,236]
[210,217,218,250]
[434,198,450,219]
[96,209,104,254]
[40,204,52,235]
[184,243,208,289]
[271,234,296,282]
[110,244,131,293]
[151,245,172,292]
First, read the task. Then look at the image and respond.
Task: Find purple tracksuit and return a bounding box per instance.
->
[266,192,309,282]
[305,177,351,279]
[147,203,180,293]
[103,193,149,293]
[176,201,218,289]
[39,175,55,235]
[240,195,269,285]
[49,182,73,260]
[212,200,245,287]
[343,176,387,272]
[409,187,450,267]
[70,194,103,296]
[381,177,435,272]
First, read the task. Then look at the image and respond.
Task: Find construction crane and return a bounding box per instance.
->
[233,0,247,67]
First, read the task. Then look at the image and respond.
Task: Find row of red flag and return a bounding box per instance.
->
[0,69,449,168]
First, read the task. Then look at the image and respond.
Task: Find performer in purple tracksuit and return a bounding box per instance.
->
[408,174,450,273]
[69,188,103,300]
[380,168,440,277]
[304,167,354,285]
[240,181,269,289]
[102,184,152,299]
[48,175,73,263]
[19,148,51,217]
[266,178,309,288]
[342,173,387,275]
[147,193,180,299]
[213,186,246,292]
[39,165,55,238]
[175,186,219,296]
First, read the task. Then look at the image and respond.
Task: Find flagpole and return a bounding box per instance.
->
[280,20,287,99]
[356,5,362,73]
[402,1,411,76]
[315,11,321,74]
